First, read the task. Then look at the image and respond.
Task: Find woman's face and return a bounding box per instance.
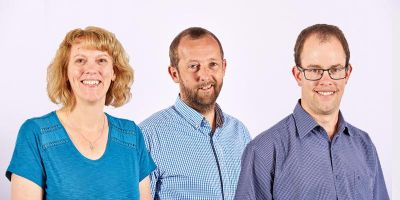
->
[67,43,115,106]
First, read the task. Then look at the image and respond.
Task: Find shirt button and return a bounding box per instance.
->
[336,175,339,179]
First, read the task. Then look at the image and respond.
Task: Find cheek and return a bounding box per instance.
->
[67,68,81,81]
[104,66,115,78]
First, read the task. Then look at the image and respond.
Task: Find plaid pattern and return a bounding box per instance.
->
[140,97,251,200]
[234,101,389,200]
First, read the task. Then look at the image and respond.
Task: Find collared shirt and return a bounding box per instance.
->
[140,96,251,200]
[234,101,389,200]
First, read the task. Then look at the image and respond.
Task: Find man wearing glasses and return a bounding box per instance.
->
[234,24,389,200]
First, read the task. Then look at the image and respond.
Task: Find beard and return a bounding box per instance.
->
[179,80,223,114]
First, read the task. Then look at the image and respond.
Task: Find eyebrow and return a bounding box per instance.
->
[71,53,110,58]
[306,64,343,69]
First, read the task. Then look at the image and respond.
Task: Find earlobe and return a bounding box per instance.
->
[168,66,180,83]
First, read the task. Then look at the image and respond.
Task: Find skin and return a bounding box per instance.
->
[168,35,226,128]
[292,34,352,139]
[11,44,152,199]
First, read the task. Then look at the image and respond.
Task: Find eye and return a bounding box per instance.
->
[188,63,200,71]
[329,67,343,74]
[98,58,109,65]
[209,62,219,69]
[309,69,321,74]
[75,58,86,64]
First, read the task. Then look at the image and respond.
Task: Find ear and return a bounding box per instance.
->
[168,66,180,83]
[344,64,353,84]
[292,66,303,86]
[222,59,227,75]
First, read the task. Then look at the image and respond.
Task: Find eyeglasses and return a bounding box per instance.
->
[297,65,348,81]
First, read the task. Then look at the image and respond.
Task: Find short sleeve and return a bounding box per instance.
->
[6,119,46,188]
[136,126,156,181]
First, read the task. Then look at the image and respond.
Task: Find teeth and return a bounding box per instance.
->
[201,85,212,90]
[317,91,334,96]
[82,80,100,85]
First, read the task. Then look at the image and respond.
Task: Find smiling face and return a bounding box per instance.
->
[168,35,226,114]
[67,43,115,107]
[293,34,352,117]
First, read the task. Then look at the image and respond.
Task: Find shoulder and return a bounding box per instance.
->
[139,106,177,129]
[19,111,59,136]
[106,113,139,132]
[222,112,247,128]
[345,122,377,152]
[248,114,294,151]
[221,112,250,137]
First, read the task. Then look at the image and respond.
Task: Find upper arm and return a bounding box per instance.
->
[139,176,152,200]
[235,139,276,200]
[11,174,43,200]
[7,120,46,187]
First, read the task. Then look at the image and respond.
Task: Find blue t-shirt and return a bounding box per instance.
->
[6,111,156,200]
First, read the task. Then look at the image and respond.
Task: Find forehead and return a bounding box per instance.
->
[300,34,346,66]
[177,35,222,58]
[69,42,110,56]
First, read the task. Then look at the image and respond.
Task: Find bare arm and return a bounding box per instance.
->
[11,174,43,200]
[139,176,152,200]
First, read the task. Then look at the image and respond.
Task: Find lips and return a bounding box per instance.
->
[81,79,101,86]
[200,84,213,90]
[198,81,216,92]
[314,89,336,96]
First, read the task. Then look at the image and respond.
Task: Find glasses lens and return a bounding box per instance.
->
[329,67,346,79]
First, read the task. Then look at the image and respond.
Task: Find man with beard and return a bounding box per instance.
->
[234,24,389,200]
[140,27,251,200]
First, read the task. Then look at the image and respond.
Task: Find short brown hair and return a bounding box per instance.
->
[47,26,134,110]
[294,24,350,67]
[169,27,224,68]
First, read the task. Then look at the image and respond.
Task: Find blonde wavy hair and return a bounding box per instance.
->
[47,26,134,110]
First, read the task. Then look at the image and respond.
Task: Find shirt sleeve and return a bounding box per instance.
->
[136,125,156,182]
[6,119,46,188]
[234,142,274,200]
[140,125,161,198]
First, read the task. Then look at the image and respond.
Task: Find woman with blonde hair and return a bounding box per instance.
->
[6,26,155,199]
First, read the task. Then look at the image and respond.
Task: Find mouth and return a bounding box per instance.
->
[81,80,101,86]
[314,89,336,96]
[199,83,214,91]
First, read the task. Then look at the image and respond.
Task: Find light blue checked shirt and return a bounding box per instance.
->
[234,100,389,200]
[140,96,251,200]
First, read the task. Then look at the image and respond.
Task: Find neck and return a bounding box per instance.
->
[310,112,339,140]
[60,103,105,130]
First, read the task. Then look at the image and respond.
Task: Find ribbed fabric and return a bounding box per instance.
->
[6,111,156,200]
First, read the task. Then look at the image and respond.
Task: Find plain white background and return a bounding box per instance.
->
[0,0,395,199]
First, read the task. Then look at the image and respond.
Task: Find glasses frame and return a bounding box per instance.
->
[296,65,349,81]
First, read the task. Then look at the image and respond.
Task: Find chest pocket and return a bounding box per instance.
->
[355,171,373,200]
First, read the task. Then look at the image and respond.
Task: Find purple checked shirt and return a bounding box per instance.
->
[234,101,389,200]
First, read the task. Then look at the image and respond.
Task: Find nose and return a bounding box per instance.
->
[197,66,211,82]
[318,70,333,84]
[84,60,99,75]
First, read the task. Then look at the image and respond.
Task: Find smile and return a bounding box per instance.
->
[200,84,213,90]
[314,89,336,96]
[81,80,101,86]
